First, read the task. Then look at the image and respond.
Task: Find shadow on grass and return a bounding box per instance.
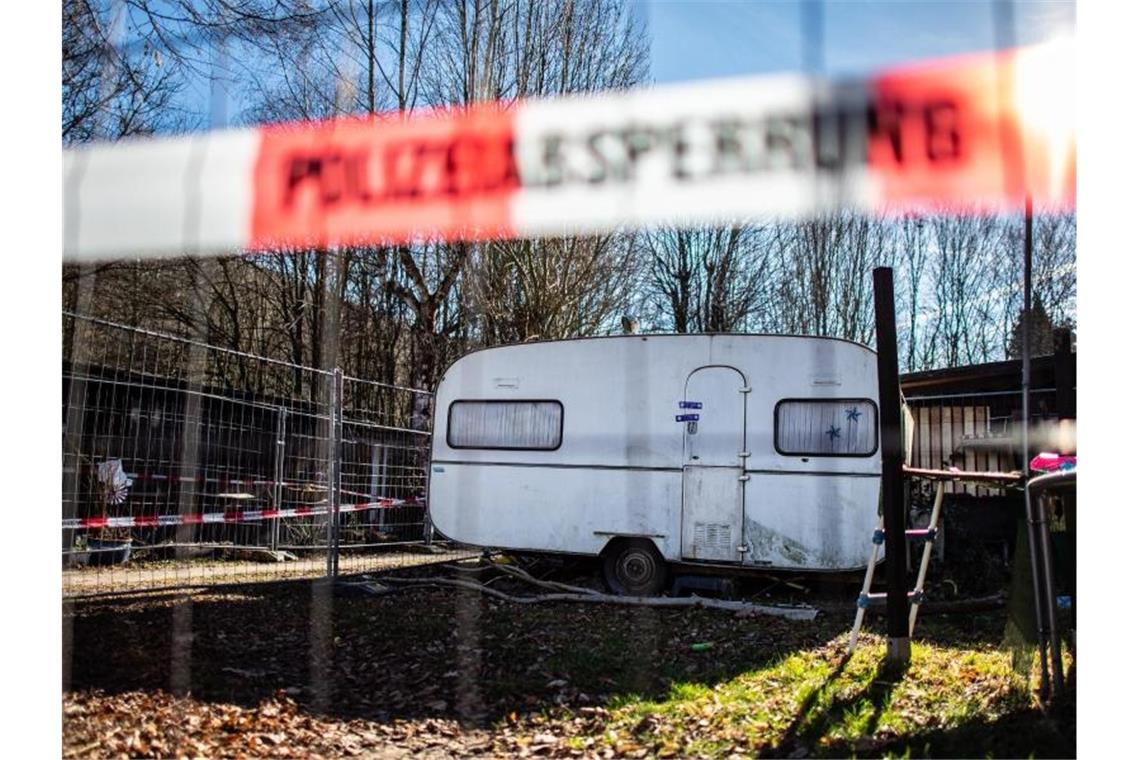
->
[64,565,850,727]
[769,652,908,756]
[872,699,1076,759]
[770,650,854,751]
[761,643,1074,759]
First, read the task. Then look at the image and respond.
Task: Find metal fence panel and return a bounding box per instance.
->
[62,312,468,597]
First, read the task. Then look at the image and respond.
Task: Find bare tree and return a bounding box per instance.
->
[454,0,649,356]
[467,235,640,343]
[62,0,189,143]
[895,215,930,371]
[423,0,646,104]
[640,225,775,334]
[919,212,1043,367]
[1028,212,1076,328]
[762,212,898,344]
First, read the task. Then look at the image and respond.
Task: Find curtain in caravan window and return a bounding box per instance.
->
[447,401,563,450]
[775,399,877,456]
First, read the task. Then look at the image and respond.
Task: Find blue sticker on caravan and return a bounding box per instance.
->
[678,401,703,409]
[675,414,700,422]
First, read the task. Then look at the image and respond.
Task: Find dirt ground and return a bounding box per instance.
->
[62,561,1076,758]
[63,548,479,596]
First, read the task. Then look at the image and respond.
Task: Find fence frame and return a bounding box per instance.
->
[61,311,448,597]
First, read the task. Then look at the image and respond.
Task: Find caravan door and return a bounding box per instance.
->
[680,366,748,563]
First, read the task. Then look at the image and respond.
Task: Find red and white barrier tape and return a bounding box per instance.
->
[62,496,423,531]
[64,42,1074,262]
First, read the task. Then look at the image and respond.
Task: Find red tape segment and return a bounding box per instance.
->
[63,42,1074,261]
[869,43,1075,211]
[250,104,519,250]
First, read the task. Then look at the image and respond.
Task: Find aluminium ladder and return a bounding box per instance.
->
[848,480,946,653]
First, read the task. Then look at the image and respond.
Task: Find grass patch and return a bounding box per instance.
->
[522,633,1071,758]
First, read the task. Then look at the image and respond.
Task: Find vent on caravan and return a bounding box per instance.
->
[695,522,733,553]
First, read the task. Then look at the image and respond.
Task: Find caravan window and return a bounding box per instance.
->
[774,399,878,457]
[447,400,563,450]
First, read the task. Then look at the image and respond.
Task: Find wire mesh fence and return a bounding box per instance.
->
[62,312,471,597]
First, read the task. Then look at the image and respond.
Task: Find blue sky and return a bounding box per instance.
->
[154,0,1080,131]
[643,0,1076,83]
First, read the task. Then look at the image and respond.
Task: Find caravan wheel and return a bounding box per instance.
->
[603,539,667,597]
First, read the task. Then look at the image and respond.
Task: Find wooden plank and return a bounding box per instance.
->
[942,406,955,491]
[980,404,997,497]
[917,406,931,470]
[962,406,977,496]
[930,407,942,475]
[903,465,1022,485]
[949,406,963,495]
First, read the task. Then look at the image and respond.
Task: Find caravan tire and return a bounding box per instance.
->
[603,539,667,597]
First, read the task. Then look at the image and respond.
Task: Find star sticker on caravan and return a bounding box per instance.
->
[827,425,842,441]
[845,407,862,422]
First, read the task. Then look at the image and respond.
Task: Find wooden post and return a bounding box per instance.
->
[1054,328,1075,420]
[873,267,910,666]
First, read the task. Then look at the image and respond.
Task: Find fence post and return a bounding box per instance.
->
[272,407,287,552]
[369,442,389,534]
[419,393,434,546]
[422,474,434,546]
[326,369,343,578]
[62,345,88,558]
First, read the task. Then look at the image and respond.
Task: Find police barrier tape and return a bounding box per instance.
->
[63,41,1074,261]
[62,496,424,531]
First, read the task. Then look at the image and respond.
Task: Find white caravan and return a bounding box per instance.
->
[428,334,882,595]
